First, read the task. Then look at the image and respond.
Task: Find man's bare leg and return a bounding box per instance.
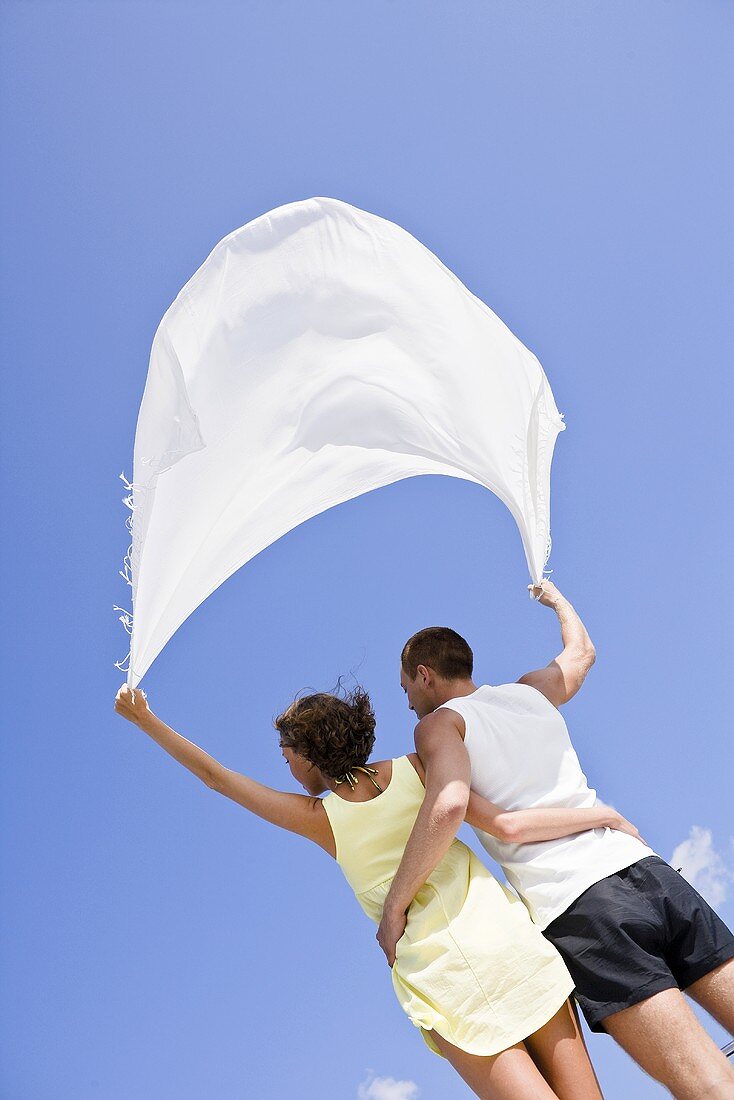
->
[686,958,734,1036]
[603,988,734,1099]
[523,999,604,1099]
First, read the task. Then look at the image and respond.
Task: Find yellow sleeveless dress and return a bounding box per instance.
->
[322,755,574,1057]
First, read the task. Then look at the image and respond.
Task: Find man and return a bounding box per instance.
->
[378,581,734,1099]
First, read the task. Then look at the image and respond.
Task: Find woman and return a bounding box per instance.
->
[114,682,636,1099]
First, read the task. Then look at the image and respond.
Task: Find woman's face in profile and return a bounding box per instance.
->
[281,744,327,796]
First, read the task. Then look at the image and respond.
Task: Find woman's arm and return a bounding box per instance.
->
[465,788,644,845]
[114,686,335,855]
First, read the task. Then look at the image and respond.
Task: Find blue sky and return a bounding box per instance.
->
[1,2,732,1097]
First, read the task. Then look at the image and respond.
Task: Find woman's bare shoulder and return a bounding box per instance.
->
[405,752,426,783]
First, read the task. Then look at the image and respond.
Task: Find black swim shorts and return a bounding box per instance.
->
[543,855,734,1031]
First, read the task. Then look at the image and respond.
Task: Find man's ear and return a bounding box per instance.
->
[417,663,431,687]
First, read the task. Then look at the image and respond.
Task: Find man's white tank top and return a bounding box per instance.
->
[439,684,654,929]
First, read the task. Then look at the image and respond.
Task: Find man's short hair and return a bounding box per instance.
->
[401,627,473,680]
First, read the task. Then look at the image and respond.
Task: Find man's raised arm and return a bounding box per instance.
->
[375,709,470,966]
[518,579,596,708]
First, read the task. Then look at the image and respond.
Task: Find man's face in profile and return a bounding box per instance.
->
[400,664,436,720]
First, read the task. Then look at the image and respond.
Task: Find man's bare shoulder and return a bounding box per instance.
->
[415,707,465,743]
[516,664,565,708]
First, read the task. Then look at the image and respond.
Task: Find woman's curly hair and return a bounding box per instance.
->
[274,682,376,780]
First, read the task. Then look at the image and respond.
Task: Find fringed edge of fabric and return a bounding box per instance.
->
[114,471,139,676]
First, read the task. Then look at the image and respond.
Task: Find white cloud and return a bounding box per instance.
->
[670,826,733,909]
[358,1074,420,1100]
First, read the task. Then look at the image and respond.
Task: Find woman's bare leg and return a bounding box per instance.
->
[523,1000,605,1100]
[427,1030,559,1100]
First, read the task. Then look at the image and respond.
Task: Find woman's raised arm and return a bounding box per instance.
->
[114,685,335,855]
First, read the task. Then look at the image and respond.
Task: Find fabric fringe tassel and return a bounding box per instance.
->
[114,471,139,675]
[530,567,554,600]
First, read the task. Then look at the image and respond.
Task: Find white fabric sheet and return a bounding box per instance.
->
[120,197,565,686]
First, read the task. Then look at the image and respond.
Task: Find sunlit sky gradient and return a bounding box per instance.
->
[1,3,732,1097]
